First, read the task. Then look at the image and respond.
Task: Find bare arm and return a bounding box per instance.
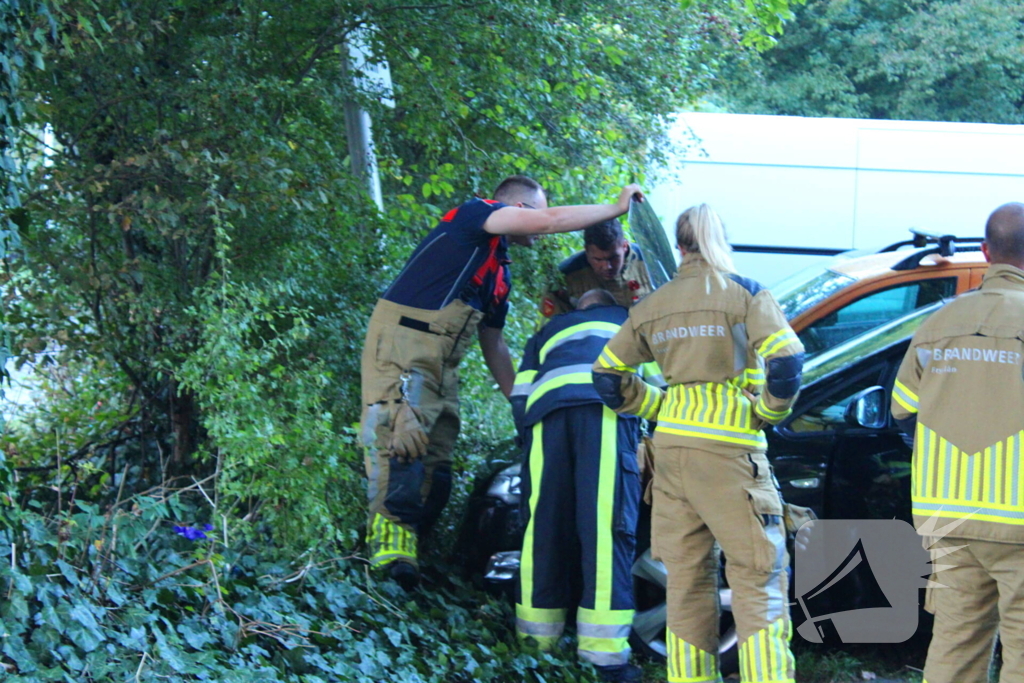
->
[479,325,515,398]
[483,184,644,237]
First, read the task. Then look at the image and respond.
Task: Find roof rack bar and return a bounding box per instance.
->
[891,243,982,271]
[731,244,848,256]
[878,230,983,253]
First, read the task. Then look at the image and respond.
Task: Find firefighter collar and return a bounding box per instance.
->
[981,262,1024,290]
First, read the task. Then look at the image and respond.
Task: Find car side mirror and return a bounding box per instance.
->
[844,386,888,429]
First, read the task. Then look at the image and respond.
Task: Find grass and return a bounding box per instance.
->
[792,645,925,683]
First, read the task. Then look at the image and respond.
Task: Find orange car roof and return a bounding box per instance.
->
[828,248,986,279]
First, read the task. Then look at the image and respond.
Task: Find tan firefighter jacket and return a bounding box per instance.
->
[541,243,654,317]
[592,254,805,455]
[892,263,1024,543]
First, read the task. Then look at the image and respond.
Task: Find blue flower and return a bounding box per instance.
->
[173,523,214,541]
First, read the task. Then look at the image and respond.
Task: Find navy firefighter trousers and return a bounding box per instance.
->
[516,402,641,667]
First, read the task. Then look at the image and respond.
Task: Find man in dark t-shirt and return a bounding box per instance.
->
[361,175,642,588]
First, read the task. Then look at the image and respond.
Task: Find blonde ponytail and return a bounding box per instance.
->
[676,204,735,289]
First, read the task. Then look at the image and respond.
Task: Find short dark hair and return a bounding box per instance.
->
[493,175,545,204]
[985,202,1024,263]
[577,289,618,310]
[584,219,625,251]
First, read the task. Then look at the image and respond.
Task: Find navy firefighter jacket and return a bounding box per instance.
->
[381,198,512,329]
[511,304,641,430]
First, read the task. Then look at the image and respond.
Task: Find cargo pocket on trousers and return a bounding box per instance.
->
[745,485,784,573]
[389,325,453,380]
[615,451,641,540]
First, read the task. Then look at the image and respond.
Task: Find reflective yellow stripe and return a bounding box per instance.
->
[921,421,929,497]
[738,618,794,683]
[576,607,633,625]
[695,384,707,423]
[892,379,919,413]
[516,605,566,624]
[637,383,661,420]
[913,425,1024,528]
[936,435,948,500]
[525,372,592,410]
[637,383,654,419]
[755,401,791,421]
[515,605,564,651]
[520,422,545,609]
[660,416,760,435]
[539,322,621,364]
[640,361,665,386]
[656,423,766,447]
[758,329,799,358]
[514,370,537,384]
[597,348,637,373]
[911,505,1020,525]
[892,391,916,414]
[656,383,769,446]
[745,367,766,387]
[603,345,627,368]
[368,513,417,566]
[595,407,617,611]
[667,629,721,683]
[1003,439,1013,506]
[520,634,559,649]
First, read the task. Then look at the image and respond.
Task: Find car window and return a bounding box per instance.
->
[803,302,939,386]
[785,367,885,434]
[798,278,957,356]
[773,267,857,320]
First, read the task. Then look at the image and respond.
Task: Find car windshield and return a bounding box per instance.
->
[802,301,944,386]
[772,265,857,320]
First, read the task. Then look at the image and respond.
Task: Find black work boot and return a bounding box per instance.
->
[595,663,643,682]
[387,561,420,591]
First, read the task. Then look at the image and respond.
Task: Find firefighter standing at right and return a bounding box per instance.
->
[892,201,1024,683]
[592,204,804,683]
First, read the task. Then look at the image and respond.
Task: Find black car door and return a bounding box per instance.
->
[766,342,913,523]
[822,345,913,523]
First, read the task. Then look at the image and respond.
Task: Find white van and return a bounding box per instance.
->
[645,112,1024,286]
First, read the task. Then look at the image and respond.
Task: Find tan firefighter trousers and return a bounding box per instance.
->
[360,298,483,568]
[651,444,794,683]
[923,536,1024,683]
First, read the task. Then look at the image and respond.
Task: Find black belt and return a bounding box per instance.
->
[398,316,439,335]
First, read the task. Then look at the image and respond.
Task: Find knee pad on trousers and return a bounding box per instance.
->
[382,457,425,525]
[419,465,452,535]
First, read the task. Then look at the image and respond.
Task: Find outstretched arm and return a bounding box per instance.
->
[483,184,644,237]
[479,325,515,398]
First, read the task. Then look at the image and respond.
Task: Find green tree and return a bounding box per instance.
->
[719,0,1024,123]
[4,0,801,550]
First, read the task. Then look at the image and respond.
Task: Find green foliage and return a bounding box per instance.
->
[0,485,601,682]
[719,0,1024,123]
[175,277,365,548]
[1,1,807,676]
